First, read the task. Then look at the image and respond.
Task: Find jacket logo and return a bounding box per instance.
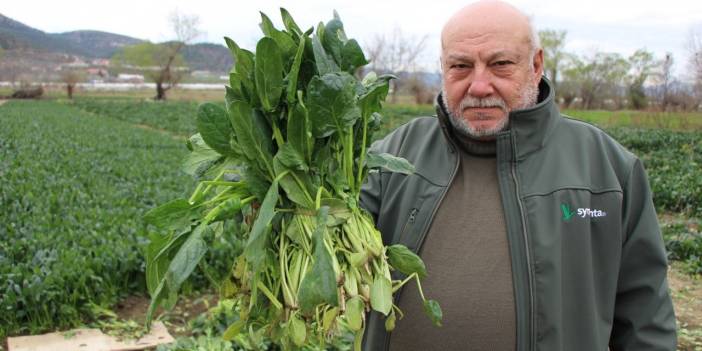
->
[561,203,607,221]
[561,204,576,221]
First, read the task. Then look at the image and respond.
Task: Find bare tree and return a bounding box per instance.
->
[111,10,201,100]
[654,53,675,110]
[60,69,85,99]
[688,28,702,108]
[365,27,429,103]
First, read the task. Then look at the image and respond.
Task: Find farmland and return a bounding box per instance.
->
[1,96,701,349]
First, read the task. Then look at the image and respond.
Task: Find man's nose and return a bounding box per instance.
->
[467,68,494,98]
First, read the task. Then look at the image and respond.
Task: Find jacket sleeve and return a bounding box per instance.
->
[609,158,677,350]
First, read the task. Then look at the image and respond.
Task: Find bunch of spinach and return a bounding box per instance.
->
[144,9,441,349]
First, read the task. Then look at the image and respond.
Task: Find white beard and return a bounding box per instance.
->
[442,82,539,139]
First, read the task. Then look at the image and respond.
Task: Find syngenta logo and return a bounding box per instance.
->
[561,203,607,221]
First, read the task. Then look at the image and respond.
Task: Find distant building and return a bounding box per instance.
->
[116,73,144,83]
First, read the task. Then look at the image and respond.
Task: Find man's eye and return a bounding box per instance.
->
[493,60,513,66]
[451,64,469,69]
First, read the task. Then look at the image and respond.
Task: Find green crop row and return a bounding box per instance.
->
[0,101,198,337]
[70,98,204,136]
[607,128,702,217]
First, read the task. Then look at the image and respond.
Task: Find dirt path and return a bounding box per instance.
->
[668,263,702,350]
[0,99,7,106]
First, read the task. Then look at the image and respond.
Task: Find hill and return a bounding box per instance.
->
[0,13,232,73]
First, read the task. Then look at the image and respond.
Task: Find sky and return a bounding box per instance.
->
[3,0,701,78]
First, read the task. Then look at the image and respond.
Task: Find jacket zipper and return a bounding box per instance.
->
[510,134,536,351]
[382,146,461,351]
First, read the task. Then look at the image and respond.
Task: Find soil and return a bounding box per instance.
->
[112,293,218,338]
[668,263,702,350]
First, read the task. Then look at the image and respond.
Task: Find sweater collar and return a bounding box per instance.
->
[435,77,560,160]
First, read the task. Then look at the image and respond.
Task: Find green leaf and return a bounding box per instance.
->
[223,320,246,341]
[182,133,222,179]
[276,142,308,171]
[273,156,313,209]
[229,100,273,177]
[287,103,311,163]
[165,223,210,293]
[340,39,368,72]
[387,244,427,279]
[322,18,345,65]
[143,199,196,230]
[345,296,364,331]
[197,102,235,155]
[366,151,415,174]
[423,299,443,327]
[307,72,360,138]
[288,314,306,346]
[223,36,239,58]
[384,310,396,331]
[370,276,392,316]
[243,166,271,202]
[145,232,170,296]
[233,47,258,107]
[260,12,297,58]
[286,37,306,103]
[226,78,244,104]
[280,8,302,36]
[311,35,339,75]
[297,206,339,313]
[255,37,285,112]
[359,74,393,117]
[322,307,338,332]
[244,179,279,273]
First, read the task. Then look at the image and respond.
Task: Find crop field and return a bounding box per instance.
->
[1,97,701,349]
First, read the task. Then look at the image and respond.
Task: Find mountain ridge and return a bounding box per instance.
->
[0,13,232,73]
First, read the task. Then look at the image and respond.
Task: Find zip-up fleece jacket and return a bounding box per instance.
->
[359,78,677,350]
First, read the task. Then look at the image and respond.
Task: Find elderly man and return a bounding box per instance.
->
[360,1,677,350]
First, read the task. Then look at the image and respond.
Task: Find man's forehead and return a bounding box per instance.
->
[441,1,532,49]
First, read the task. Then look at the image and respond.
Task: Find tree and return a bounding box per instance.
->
[365,27,429,103]
[654,53,675,110]
[688,28,702,107]
[538,29,567,92]
[626,49,656,109]
[60,69,85,99]
[563,52,630,109]
[112,11,201,100]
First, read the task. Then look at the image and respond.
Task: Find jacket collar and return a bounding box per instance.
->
[435,77,560,160]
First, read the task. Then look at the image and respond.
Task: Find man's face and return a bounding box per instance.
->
[441,26,543,139]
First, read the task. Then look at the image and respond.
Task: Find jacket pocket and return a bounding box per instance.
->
[522,188,623,350]
[396,198,427,253]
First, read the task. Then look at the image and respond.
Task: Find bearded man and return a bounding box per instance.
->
[359,1,677,350]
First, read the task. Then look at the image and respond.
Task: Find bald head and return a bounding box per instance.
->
[441,0,539,55]
[438,0,544,140]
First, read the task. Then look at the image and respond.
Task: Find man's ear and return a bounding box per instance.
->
[533,48,544,82]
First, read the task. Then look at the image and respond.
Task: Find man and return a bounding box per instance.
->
[360,1,677,350]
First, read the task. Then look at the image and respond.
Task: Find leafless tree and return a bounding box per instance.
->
[365,27,429,103]
[112,10,201,100]
[654,53,675,111]
[60,69,85,99]
[688,27,702,108]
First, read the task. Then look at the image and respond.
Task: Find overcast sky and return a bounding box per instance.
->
[4,0,701,78]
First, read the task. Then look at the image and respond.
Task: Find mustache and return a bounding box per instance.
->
[458,96,507,111]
